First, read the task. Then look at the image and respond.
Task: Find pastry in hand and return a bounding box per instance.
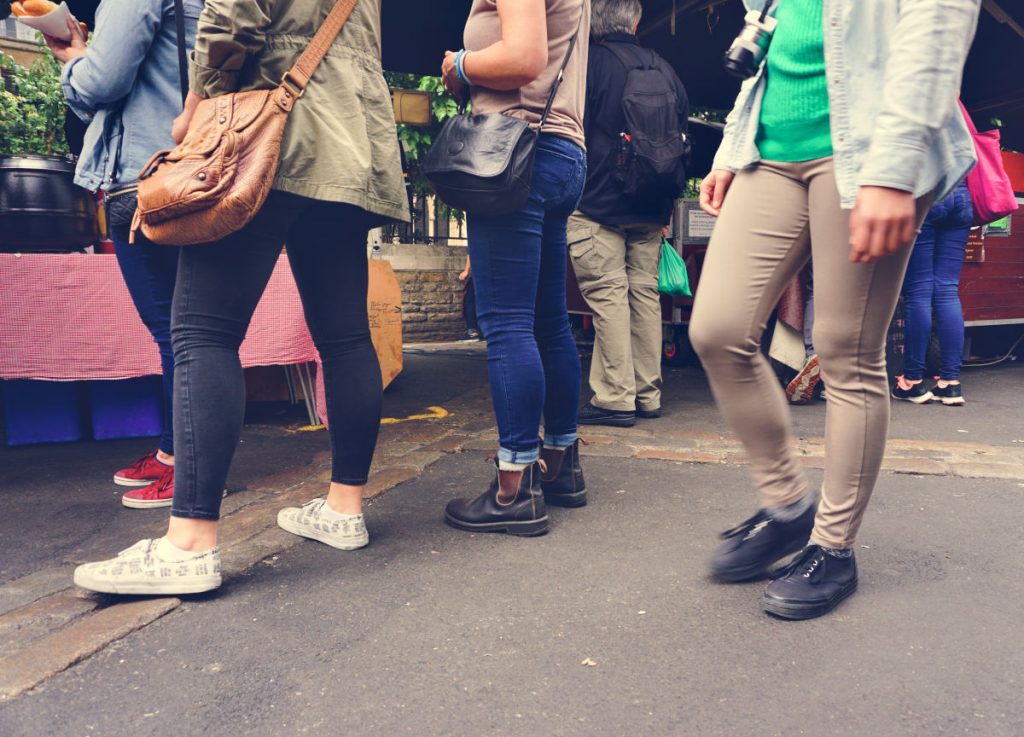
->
[21,0,58,16]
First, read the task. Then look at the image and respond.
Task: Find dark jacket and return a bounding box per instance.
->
[578,32,688,226]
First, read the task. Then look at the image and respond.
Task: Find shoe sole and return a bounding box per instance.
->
[934,397,965,406]
[636,411,662,420]
[73,569,221,595]
[578,416,635,428]
[121,496,173,509]
[786,361,821,404]
[444,512,549,537]
[891,391,934,404]
[277,515,369,551]
[114,476,159,487]
[711,535,810,583]
[762,578,858,620]
[542,490,588,508]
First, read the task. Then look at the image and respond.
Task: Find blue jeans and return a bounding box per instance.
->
[111,226,179,455]
[901,181,973,381]
[467,135,587,465]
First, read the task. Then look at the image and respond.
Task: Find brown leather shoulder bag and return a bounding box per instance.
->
[130,0,358,246]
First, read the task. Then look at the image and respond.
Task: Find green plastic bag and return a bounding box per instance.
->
[658,239,691,297]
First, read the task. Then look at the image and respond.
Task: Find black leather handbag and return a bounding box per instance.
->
[422,21,581,217]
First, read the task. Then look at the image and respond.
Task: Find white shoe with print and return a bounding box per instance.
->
[277,498,369,550]
[73,538,222,595]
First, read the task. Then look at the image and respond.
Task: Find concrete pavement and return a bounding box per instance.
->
[0,347,1022,735]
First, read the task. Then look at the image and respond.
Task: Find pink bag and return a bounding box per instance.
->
[959,101,1019,225]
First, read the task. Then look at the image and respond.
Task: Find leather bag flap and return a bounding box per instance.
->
[423,114,535,179]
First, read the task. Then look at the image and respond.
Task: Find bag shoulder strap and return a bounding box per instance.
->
[600,40,643,72]
[280,0,359,96]
[538,4,585,129]
[173,0,188,105]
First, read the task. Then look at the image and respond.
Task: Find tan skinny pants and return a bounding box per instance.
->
[689,158,931,548]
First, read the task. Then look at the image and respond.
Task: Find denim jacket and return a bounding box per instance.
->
[62,0,202,192]
[712,0,981,209]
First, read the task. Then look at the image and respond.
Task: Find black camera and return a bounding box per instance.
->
[723,4,778,80]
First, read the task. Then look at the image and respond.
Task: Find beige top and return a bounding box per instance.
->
[464,0,590,149]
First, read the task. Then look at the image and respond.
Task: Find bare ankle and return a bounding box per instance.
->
[166,517,218,552]
[326,482,364,516]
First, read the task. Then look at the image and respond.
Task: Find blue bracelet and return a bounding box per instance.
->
[455,49,472,86]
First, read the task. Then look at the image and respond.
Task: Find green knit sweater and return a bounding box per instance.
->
[756,0,833,163]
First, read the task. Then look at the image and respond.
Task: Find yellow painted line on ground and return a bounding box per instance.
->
[380,406,450,425]
[285,406,451,434]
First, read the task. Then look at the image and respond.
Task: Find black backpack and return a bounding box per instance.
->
[602,43,690,201]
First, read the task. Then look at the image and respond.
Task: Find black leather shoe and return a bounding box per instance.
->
[635,405,662,419]
[709,504,815,582]
[762,545,858,620]
[444,463,548,537]
[578,402,635,428]
[540,440,587,508]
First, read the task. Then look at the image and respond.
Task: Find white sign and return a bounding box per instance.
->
[687,209,716,240]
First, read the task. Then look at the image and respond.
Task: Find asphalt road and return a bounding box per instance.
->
[2,454,1021,737]
[0,353,492,586]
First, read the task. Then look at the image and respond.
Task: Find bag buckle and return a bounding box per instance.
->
[280,71,305,99]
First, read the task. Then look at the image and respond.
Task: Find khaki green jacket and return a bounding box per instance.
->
[189,0,409,224]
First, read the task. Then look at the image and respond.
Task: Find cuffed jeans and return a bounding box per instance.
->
[689,158,933,548]
[111,226,179,456]
[170,191,382,521]
[467,135,587,465]
[901,181,972,382]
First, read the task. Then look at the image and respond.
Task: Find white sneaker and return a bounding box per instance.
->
[73,539,222,595]
[277,498,369,550]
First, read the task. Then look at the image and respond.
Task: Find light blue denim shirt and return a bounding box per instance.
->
[712,0,981,209]
[62,0,202,192]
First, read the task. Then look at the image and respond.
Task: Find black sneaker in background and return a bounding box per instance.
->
[709,504,816,583]
[762,545,858,620]
[578,402,635,428]
[931,383,965,406]
[891,379,933,404]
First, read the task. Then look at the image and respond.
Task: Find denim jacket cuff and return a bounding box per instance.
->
[189,60,238,99]
[61,57,94,123]
[857,134,930,194]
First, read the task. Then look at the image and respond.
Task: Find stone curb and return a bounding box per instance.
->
[0,598,179,701]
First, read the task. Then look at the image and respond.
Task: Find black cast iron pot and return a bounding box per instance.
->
[0,154,99,252]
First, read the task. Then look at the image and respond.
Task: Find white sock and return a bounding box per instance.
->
[156,455,174,467]
[155,537,206,561]
[497,460,530,472]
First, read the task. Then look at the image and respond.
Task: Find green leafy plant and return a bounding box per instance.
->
[385,72,464,222]
[0,41,69,156]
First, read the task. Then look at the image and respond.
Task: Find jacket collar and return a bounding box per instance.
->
[595,32,640,46]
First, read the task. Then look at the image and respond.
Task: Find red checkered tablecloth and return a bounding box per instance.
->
[0,253,317,381]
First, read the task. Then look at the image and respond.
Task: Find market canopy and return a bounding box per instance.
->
[381,0,1024,151]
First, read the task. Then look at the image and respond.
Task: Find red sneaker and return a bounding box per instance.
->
[786,354,822,405]
[121,467,175,509]
[114,451,171,487]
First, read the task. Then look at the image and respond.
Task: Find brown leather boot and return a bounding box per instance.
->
[444,461,548,537]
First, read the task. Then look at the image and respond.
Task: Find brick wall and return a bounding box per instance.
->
[374,243,468,343]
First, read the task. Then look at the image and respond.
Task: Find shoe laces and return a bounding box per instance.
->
[127,450,159,473]
[137,469,174,499]
[720,510,772,541]
[771,545,824,581]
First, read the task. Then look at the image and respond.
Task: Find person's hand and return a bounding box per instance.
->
[42,17,87,64]
[441,50,465,99]
[699,170,735,217]
[458,255,471,282]
[849,186,917,264]
[171,91,203,144]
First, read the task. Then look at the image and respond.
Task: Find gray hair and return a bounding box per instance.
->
[590,0,643,39]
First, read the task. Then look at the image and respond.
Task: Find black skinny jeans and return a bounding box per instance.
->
[170,191,382,521]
